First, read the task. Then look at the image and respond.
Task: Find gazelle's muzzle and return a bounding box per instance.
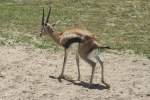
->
[40,30,43,37]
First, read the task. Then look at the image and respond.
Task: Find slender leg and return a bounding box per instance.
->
[95,56,104,82]
[96,56,110,88]
[90,62,96,84]
[85,58,96,84]
[59,48,68,79]
[76,52,80,80]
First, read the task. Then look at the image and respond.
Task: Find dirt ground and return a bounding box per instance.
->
[0,45,150,100]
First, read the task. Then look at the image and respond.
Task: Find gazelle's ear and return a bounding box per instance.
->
[52,20,60,27]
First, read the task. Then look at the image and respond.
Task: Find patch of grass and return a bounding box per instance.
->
[15,35,33,44]
[0,0,150,58]
[0,31,60,51]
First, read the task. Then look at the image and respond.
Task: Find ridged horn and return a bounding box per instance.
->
[45,7,51,23]
[41,8,45,25]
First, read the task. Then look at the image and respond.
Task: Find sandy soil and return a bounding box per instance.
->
[0,45,150,100]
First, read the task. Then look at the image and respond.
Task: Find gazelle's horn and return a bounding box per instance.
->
[42,8,45,25]
[45,7,51,23]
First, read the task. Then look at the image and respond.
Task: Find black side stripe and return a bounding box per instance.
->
[63,37,82,49]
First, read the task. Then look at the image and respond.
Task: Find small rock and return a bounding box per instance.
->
[0,74,5,78]
[146,94,150,96]
[142,63,147,66]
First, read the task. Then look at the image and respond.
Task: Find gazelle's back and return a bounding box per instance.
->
[60,28,95,47]
[63,28,94,36]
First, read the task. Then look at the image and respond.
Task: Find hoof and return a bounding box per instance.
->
[77,78,80,81]
[58,75,65,82]
[102,80,110,89]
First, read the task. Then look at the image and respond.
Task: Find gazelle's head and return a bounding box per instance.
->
[40,7,56,37]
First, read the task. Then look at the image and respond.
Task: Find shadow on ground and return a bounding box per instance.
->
[49,75,110,90]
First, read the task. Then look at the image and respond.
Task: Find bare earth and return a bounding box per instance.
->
[0,46,150,100]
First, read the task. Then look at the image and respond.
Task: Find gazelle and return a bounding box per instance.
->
[40,7,110,87]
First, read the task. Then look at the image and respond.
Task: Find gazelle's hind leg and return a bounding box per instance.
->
[95,55,110,88]
[87,48,110,87]
[76,52,80,81]
[84,58,96,84]
[90,61,96,84]
[95,56,104,83]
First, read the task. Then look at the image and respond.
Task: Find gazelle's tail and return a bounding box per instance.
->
[98,46,111,49]
[97,46,111,54]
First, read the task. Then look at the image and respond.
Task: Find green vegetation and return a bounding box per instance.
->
[0,0,150,58]
[0,31,60,51]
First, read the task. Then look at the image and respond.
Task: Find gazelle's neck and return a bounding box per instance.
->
[50,31,62,45]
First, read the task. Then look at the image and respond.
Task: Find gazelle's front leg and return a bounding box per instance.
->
[59,48,68,80]
[76,52,80,81]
